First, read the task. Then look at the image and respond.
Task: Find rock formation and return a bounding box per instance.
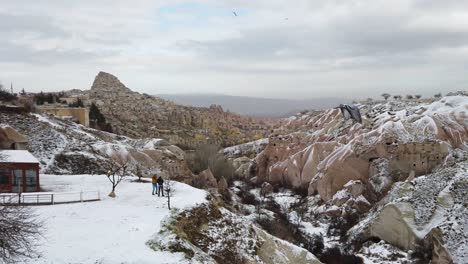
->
[350,160,467,263]
[224,95,468,263]
[0,125,29,150]
[88,72,272,149]
[189,168,218,189]
[250,96,466,202]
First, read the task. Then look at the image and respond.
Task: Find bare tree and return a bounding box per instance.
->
[406,95,414,100]
[415,94,422,99]
[393,95,402,100]
[0,205,42,263]
[105,156,130,197]
[434,93,442,99]
[381,93,391,101]
[160,161,175,210]
[0,82,17,102]
[163,177,175,210]
[256,182,273,220]
[133,164,144,182]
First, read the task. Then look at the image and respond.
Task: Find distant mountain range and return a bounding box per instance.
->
[157,93,348,117]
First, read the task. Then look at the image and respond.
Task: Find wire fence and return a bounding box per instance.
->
[0,190,101,205]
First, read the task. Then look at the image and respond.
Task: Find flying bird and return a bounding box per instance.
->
[233,11,238,16]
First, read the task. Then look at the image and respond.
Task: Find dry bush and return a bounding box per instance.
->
[240,192,258,206]
[187,144,235,182]
[319,246,363,264]
[18,97,36,113]
[0,83,17,102]
[0,205,42,263]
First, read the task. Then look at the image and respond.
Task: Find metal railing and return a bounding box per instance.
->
[0,190,101,205]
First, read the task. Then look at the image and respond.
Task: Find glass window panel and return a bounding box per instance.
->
[26,169,37,192]
[12,169,23,193]
[0,168,8,185]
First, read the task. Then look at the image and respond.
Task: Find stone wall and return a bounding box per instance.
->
[38,106,90,127]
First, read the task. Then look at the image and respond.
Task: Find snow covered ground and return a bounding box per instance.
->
[30,175,208,264]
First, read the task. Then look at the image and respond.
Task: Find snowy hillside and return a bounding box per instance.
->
[0,111,191,178]
[29,175,322,264]
[33,175,208,264]
[223,138,268,158]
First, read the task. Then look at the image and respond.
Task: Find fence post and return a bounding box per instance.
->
[80,191,83,202]
[51,194,54,205]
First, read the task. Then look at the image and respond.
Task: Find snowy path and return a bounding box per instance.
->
[31,175,208,264]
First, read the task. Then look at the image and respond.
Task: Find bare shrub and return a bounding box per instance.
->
[319,246,363,264]
[327,210,361,238]
[105,155,131,197]
[187,144,235,182]
[18,97,36,113]
[133,164,144,182]
[0,205,42,263]
[240,192,258,206]
[0,83,17,102]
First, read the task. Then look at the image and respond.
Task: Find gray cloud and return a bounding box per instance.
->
[0,12,114,64]
[0,12,67,37]
[179,11,468,72]
[1,0,467,98]
[0,41,100,64]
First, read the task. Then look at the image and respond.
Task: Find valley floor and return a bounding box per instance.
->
[30,175,208,264]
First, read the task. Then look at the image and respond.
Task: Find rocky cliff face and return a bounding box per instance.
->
[88,72,272,149]
[253,96,467,199]
[224,95,468,263]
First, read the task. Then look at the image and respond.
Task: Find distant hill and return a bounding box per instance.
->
[88,72,273,149]
[157,93,348,117]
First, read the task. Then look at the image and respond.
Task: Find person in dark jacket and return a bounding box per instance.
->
[157,177,164,197]
[151,175,158,195]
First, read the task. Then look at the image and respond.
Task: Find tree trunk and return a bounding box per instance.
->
[167,191,171,210]
[109,185,116,198]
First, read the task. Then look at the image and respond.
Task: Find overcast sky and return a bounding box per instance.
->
[1,0,467,99]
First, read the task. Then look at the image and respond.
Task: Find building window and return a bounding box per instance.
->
[12,169,23,193]
[26,169,37,192]
[0,168,8,185]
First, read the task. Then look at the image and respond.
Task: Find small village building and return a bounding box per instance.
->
[0,150,40,193]
[38,105,90,127]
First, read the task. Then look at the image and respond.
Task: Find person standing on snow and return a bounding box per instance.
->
[157,176,164,197]
[151,175,158,195]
